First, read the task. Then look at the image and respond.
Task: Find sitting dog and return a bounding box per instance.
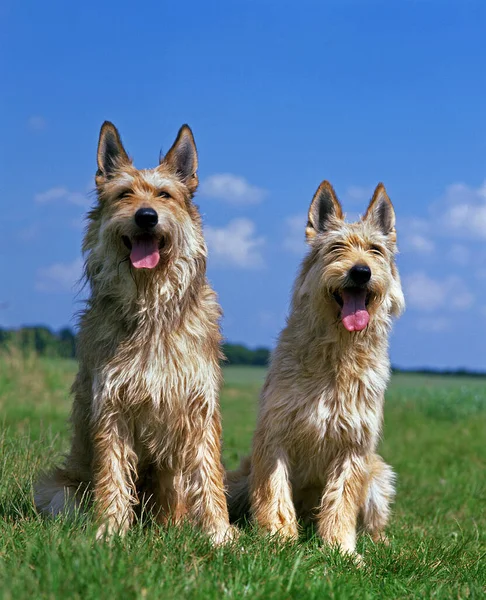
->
[226,180,405,555]
[35,122,234,544]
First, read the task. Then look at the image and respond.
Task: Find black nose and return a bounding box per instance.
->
[134,207,158,229]
[349,264,371,285]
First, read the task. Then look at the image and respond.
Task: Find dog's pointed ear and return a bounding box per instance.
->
[364,183,396,235]
[306,180,343,240]
[97,121,130,178]
[162,125,198,193]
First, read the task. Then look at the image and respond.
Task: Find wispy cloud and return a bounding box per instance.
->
[402,233,435,255]
[205,218,265,268]
[448,244,469,266]
[399,217,433,256]
[342,185,373,205]
[36,258,84,292]
[400,180,486,256]
[34,186,91,207]
[414,317,452,333]
[18,224,40,242]
[403,272,474,312]
[200,174,267,205]
[440,181,486,239]
[283,213,307,255]
[27,115,47,132]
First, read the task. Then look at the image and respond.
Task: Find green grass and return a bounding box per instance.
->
[0,352,485,599]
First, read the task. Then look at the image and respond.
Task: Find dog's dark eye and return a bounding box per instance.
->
[329,243,345,253]
[369,244,384,256]
[157,190,171,199]
[117,189,132,200]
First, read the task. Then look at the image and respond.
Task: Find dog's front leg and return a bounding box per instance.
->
[317,453,367,555]
[93,412,137,539]
[250,442,299,540]
[186,413,236,545]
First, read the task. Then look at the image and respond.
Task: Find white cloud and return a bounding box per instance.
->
[205,218,265,268]
[283,213,307,255]
[199,174,267,205]
[343,185,373,205]
[448,244,469,266]
[439,180,486,239]
[400,216,435,255]
[399,181,486,256]
[403,272,474,312]
[415,317,452,333]
[36,258,84,292]
[27,115,47,132]
[34,186,91,207]
[18,224,40,242]
[404,234,435,255]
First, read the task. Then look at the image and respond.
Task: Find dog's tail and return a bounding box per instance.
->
[225,456,252,523]
[34,467,90,518]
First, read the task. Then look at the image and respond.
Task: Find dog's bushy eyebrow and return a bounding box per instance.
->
[113,187,133,199]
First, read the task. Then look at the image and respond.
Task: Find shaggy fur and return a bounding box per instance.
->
[226,181,405,555]
[35,122,234,544]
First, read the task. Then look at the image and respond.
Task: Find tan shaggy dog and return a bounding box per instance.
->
[226,180,405,556]
[35,122,235,544]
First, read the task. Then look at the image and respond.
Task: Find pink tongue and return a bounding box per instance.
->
[130,236,160,269]
[341,289,370,332]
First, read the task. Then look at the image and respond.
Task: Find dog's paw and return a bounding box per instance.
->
[371,533,390,546]
[263,521,298,541]
[353,552,364,568]
[276,523,299,541]
[95,519,128,541]
[209,524,240,546]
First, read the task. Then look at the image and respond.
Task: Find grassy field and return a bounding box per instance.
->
[0,353,485,599]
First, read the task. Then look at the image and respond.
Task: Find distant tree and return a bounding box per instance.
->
[252,347,271,366]
[0,326,77,358]
[59,327,77,358]
[0,329,272,365]
[222,343,270,366]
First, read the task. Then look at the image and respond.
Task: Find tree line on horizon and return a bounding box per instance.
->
[0,326,270,366]
[0,325,484,376]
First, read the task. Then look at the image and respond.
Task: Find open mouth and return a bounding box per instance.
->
[122,234,166,270]
[333,288,371,332]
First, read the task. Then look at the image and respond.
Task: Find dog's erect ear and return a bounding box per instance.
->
[162,125,198,193]
[306,180,343,240]
[97,121,130,178]
[364,183,396,235]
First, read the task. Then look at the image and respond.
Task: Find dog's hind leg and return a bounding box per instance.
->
[359,454,396,542]
[149,469,187,525]
[225,456,252,523]
[34,467,90,517]
[35,405,92,517]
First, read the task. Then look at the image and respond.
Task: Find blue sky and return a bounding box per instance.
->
[1,0,485,369]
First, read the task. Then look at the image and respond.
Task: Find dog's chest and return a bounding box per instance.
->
[298,375,383,451]
[101,332,217,415]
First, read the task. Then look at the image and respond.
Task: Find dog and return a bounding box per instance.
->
[35,121,235,544]
[226,180,405,555]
